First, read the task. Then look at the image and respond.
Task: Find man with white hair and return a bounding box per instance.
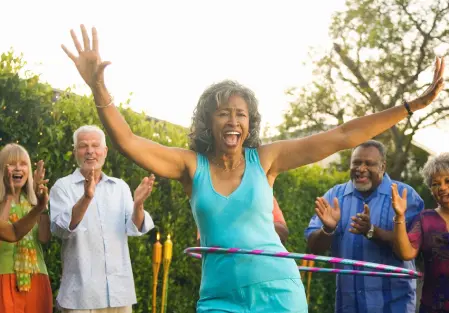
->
[50,125,155,313]
[305,140,424,313]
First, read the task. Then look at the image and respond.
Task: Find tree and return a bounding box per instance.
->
[280,0,449,179]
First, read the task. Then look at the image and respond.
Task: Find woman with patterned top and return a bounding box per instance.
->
[0,143,53,313]
[392,152,449,313]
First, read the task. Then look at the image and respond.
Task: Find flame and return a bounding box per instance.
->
[156,232,160,241]
[167,234,171,240]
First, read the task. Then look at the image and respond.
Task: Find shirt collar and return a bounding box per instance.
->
[71,168,115,184]
[343,173,392,196]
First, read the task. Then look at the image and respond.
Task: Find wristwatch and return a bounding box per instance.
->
[365,224,375,239]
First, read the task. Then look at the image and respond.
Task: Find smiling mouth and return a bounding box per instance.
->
[223,131,241,146]
[12,174,23,182]
[354,174,370,183]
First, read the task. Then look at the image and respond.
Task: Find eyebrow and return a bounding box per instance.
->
[352,158,378,162]
[217,108,247,112]
[433,176,449,181]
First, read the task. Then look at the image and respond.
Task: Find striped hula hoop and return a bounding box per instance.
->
[184,247,422,279]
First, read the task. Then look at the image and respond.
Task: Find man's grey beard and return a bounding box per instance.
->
[353,180,372,192]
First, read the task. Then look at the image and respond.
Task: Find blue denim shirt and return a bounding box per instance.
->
[305,174,424,313]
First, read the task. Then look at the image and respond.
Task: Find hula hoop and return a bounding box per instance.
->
[184,247,422,279]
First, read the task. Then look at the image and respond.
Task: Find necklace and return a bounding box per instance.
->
[211,155,244,172]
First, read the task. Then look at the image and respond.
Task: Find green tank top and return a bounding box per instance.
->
[0,197,48,275]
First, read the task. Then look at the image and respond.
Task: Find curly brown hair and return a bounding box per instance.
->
[189,80,262,154]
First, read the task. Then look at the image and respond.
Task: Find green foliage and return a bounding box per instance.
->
[0,50,201,313]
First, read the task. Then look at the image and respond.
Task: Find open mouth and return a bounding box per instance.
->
[354,173,370,184]
[84,158,96,163]
[223,131,241,147]
[12,173,23,182]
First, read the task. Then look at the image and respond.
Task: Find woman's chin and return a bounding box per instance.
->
[13,182,26,190]
[222,143,242,153]
[437,197,449,209]
[215,140,242,152]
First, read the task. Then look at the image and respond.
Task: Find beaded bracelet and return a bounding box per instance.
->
[96,95,114,108]
[321,225,337,236]
[393,215,405,224]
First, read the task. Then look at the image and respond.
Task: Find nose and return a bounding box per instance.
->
[357,164,368,171]
[227,112,238,126]
[85,146,94,154]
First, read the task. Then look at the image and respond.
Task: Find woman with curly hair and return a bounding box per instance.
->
[0,144,53,313]
[62,25,445,312]
[392,153,449,313]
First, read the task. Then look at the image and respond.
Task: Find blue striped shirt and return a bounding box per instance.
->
[304,174,424,313]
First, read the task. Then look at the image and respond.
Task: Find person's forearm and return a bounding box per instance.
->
[69,195,92,230]
[132,203,145,231]
[392,215,418,260]
[274,222,289,243]
[370,226,395,246]
[38,213,51,243]
[307,228,334,255]
[338,105,408,149]
[92,84,134,151]
[11,204,46,241]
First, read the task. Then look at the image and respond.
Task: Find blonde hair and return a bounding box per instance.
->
[0,144,37,205]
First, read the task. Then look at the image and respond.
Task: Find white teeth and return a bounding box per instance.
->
[225,132,240,135]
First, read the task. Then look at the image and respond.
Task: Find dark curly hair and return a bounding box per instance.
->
[189,80,262,154]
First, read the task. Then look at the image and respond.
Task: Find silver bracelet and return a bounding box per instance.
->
[321,225,337,236]
[95,95,114,108]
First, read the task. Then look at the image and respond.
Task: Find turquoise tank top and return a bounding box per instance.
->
[190,148,300,297]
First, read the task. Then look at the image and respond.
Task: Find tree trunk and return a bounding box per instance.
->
[389,148,409,180]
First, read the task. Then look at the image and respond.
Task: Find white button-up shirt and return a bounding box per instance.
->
[50,169,154,310]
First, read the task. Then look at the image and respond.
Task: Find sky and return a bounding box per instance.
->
[1,0,448,154]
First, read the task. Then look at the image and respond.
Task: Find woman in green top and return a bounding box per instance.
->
[0,202,48,242]
[0,143,53,313]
